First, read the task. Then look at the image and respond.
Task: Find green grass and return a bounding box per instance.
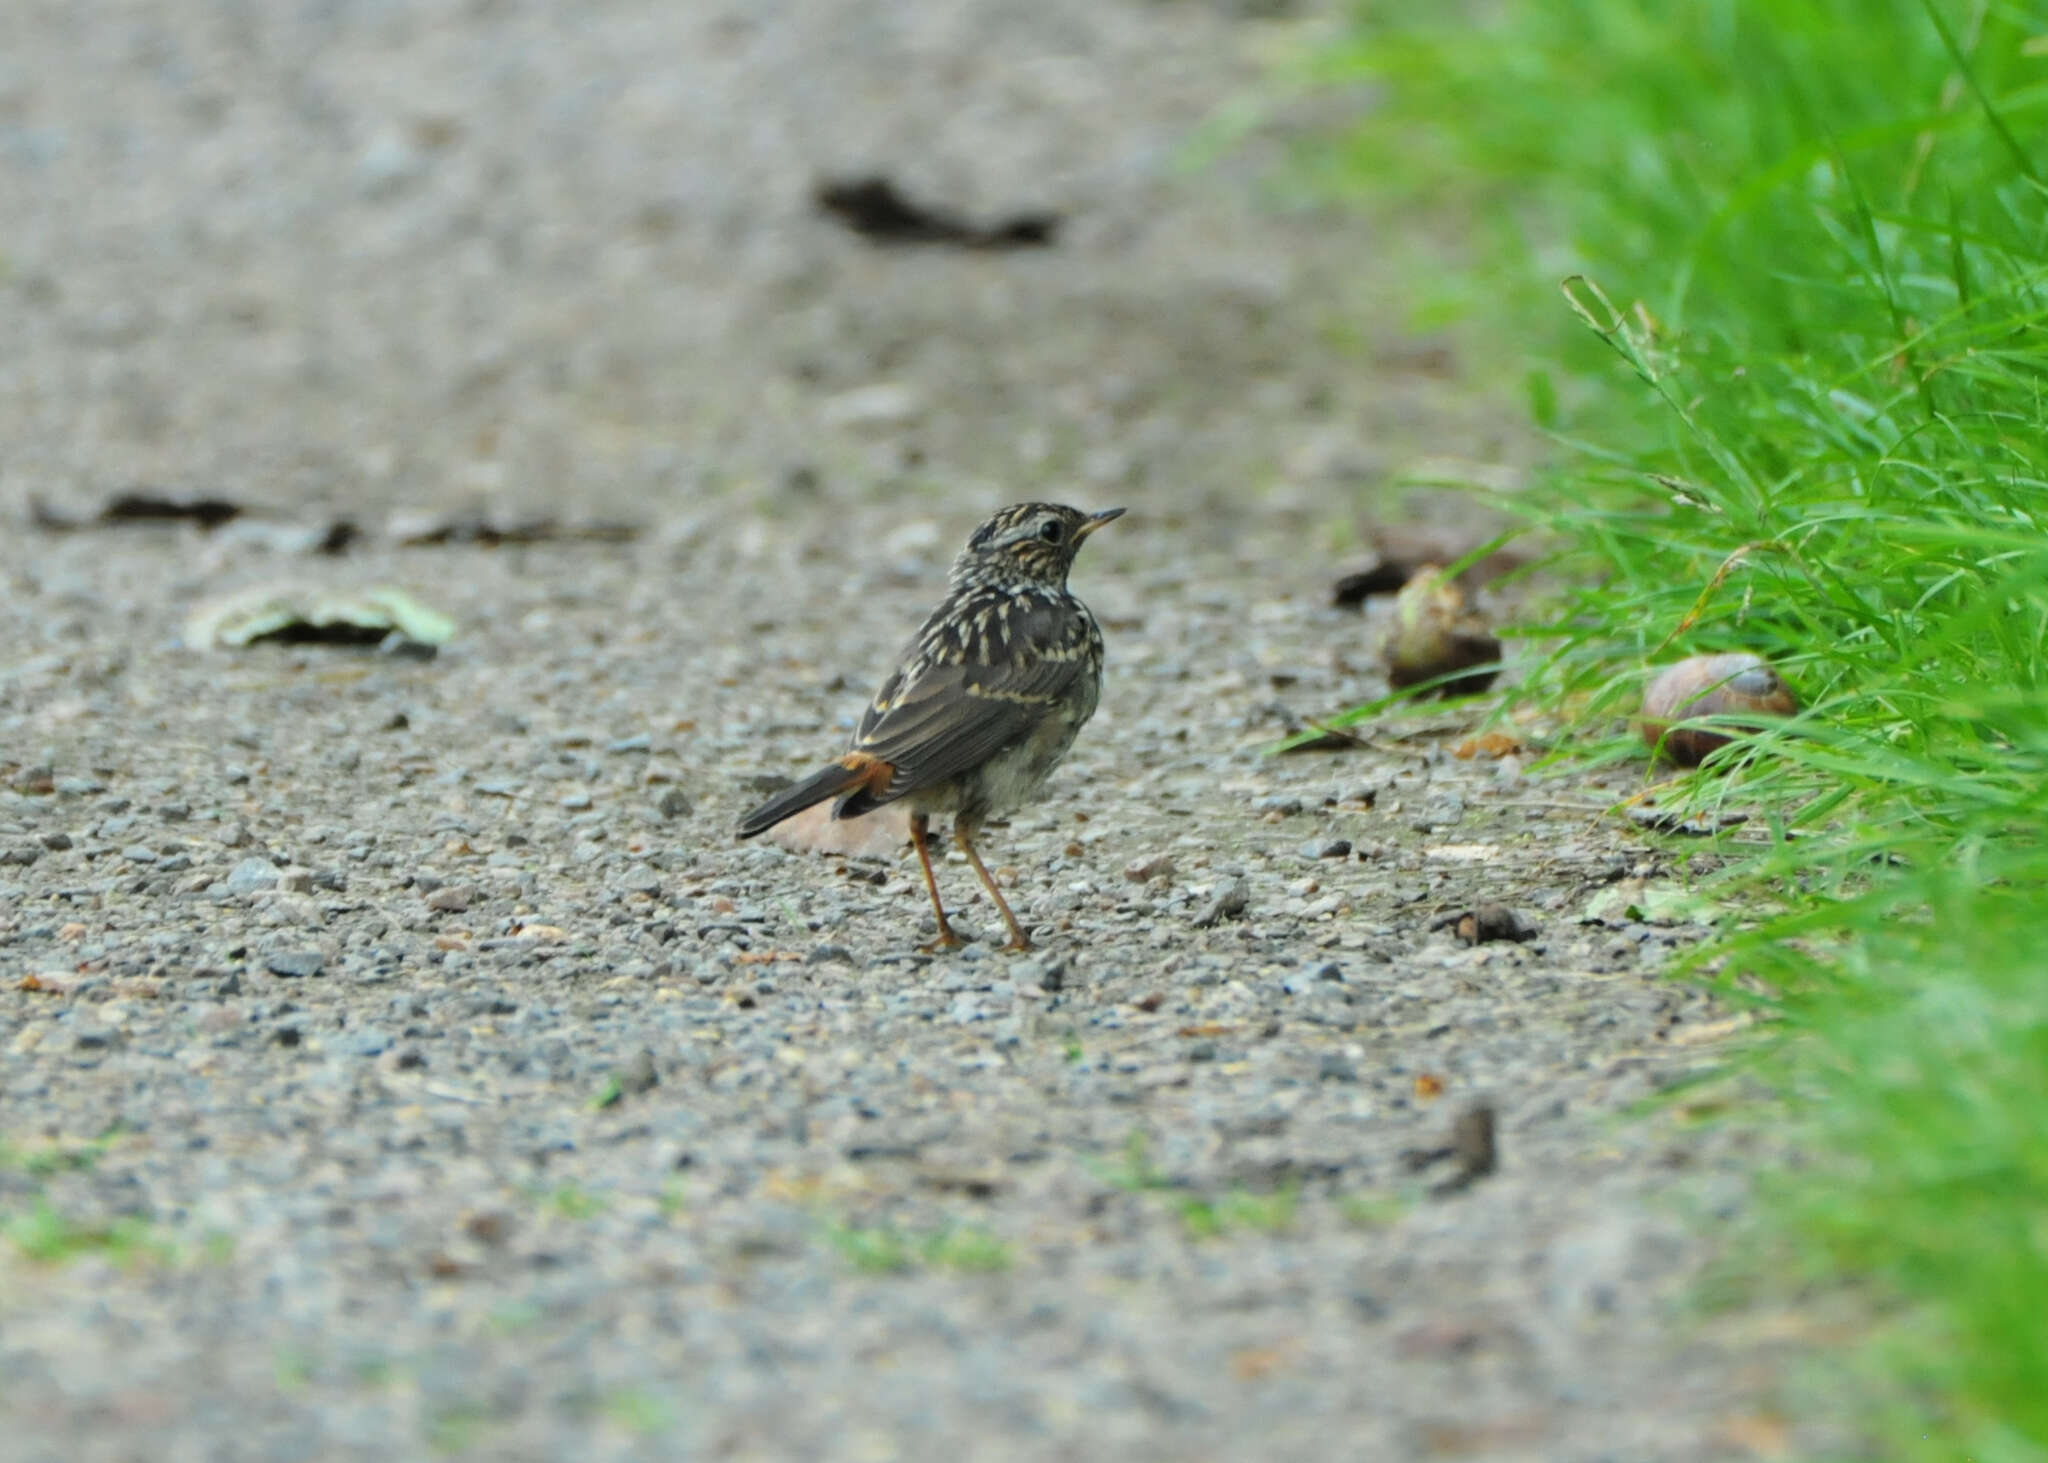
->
[530,1182,606,1221]
[1088,1133,1307,1239]
[1174,1184,1300,1241]
[821,1218,1013,1275]
[5,1200,171,1266]
[1283,1,2048,1457]
[599,1388,675,1438]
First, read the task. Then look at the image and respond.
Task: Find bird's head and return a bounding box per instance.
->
[952,502,1124,588]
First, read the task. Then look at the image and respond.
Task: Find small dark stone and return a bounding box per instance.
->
[1192,877,1249,928]
[265,949,326,979]
[1317,1053,1358,1083]
[615,1049,661,1096]
[1456,903,1536,945]
[1430,1104,1500,1197]
[806,944,854,965]
[39,831,73,851]
[656,788,694,819]
[273,1026,302,1047]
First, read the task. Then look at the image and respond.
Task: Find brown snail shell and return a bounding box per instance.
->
[1640,653,1798,765]
[1383,566,1502,696]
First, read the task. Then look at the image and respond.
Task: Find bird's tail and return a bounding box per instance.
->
[735,753,896,838]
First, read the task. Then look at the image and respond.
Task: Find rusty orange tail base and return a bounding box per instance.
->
[735,752,896,838]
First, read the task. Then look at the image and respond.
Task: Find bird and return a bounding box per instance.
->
[737,502,1123,952]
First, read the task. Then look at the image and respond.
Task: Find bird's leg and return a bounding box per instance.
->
[954,815,1032,953]
[910,813,963,952]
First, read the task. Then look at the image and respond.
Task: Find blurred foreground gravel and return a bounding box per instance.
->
[1,2,1815,1459]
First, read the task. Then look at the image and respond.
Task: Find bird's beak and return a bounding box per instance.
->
[1076,507,1125,540]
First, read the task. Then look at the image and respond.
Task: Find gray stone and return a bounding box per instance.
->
[1193,877,1249,928]
[265,950,326,979]
[225,858,281,893]
[426,884,475,913]
[344,1027,391,1056]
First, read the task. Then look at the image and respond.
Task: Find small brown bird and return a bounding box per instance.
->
[737,502,1122,952]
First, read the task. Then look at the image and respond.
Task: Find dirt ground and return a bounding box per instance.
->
[1,3,1819,1460]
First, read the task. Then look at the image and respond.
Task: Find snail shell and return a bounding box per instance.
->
[1640,653,1797,765]
[1383,566,1502,695]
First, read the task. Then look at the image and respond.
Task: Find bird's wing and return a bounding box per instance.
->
[846,594,1090,805]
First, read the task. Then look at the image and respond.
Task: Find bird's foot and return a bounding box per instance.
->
[919,930,967,954]
[1000,935,1035,954]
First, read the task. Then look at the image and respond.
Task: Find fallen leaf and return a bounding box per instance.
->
[1582,882,1726,925]
[1661,1012,1758,1047]
[1424,843,1502,864]
[1413,1073,1445,1100]
[1228,1347,1289,1381]
[1625,802,1750,835]
[183,584,456,655]
[58,923,87,942]
[386,505,639,546]
[1452,731,1523,759]
[1712,1414,1792,1459]
[510,924,568,943]
[18,972,72,995]
[814,175,1059,250]
[734,950,801,965]
[32,490,244,532]
[1176,1024,1236,1038]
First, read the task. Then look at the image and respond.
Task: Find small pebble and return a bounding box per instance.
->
[615,1049,661,1095]
[1121,853,1176,883]
[1193,877,1249,928]
[265,950,326,979]
[225,858,281,893]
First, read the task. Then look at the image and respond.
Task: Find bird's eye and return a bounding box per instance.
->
[1037,519,1065,544]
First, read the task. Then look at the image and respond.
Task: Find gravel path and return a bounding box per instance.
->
[2,3,1808,1460]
